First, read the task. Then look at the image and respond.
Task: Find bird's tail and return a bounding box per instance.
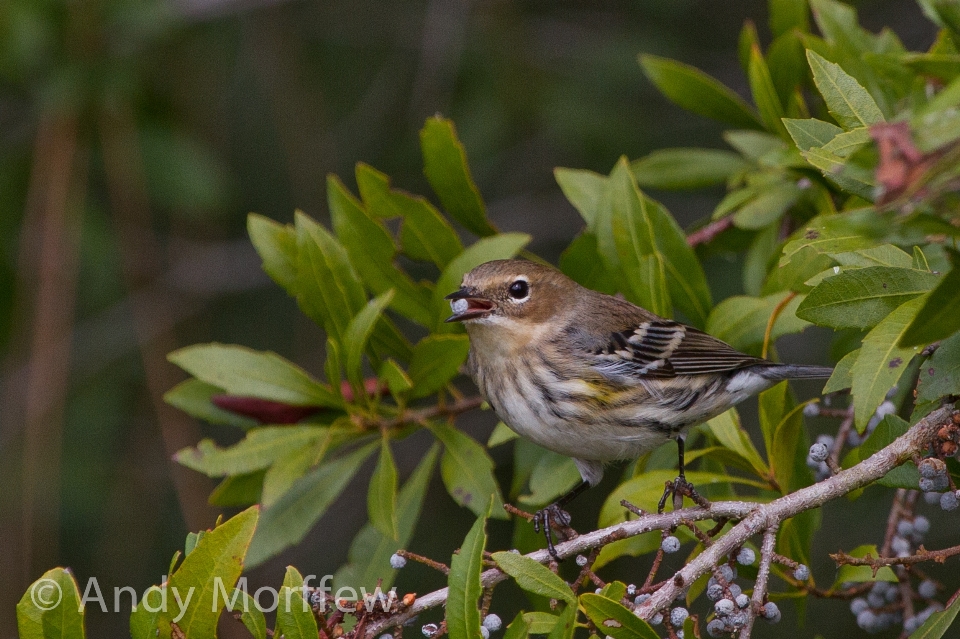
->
[756,364,834,380]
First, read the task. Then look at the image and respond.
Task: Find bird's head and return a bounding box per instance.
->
[445,259,575,327]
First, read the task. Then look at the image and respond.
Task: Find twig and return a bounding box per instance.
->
[397,550,450,575]
[362,404,954,637]
[373,396,484,430]
[761,291,797,360]
[686,217,734,247]
[739,524,778,639]
[828,406,855,471]
[832,544,960,569]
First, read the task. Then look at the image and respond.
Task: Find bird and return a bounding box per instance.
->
[445,258,832,558]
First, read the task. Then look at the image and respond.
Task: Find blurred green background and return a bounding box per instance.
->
[0,0,939,637]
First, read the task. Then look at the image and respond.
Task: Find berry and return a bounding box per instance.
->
[380,635,393,639]
[809,442,829,463]
[483,615,502,632]
[856,610,877,632]
[626,584,637,596]
[891,536,912,555]
[728,612,748,628]
[913,516,931,535]
[480,627,490,639]
[706,619,726,637]
[661,536,681,553]
[867,590,885,609]
[897,520,914,537]
[918,580,937,599]
[575,554,588,566]
[926,490,944,504]
[850,597,868,615]
[390,553,407,569]
[650,613,663,625]
[735,594,750,609]
[941,491,959,511]
[670,607,689,627]
[422,624,439,637]
[736,547,755,566]
[793,564,810,581]
[676,631,684,639]
[706,584,724,601]
[715,598,735,616]
[816,434,835,448]
[718,564,735,582]
[918,457,947,479]
[803,402,820,417]
[634,593,651,606]
[762,602,781,622]
[728,584,742,599]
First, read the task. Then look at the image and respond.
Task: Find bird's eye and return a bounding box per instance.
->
[508,279,529,300]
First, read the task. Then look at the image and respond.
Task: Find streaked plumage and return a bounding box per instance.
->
[447,259,832,487]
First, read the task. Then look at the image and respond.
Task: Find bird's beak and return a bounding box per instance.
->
[444,288,495,322]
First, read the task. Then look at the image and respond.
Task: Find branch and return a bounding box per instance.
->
[686,217,734,247]
[362,404,955,637]
[832,544,960,569]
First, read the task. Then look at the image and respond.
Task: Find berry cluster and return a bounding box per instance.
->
[847,580,943,634]
[917,455,960,511]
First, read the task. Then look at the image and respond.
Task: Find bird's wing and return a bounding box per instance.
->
[581,320,766,381]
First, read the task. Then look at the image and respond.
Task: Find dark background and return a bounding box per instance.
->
[0,0,942,637]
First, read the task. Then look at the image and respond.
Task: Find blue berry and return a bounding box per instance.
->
[650,613,663,625]
[856,610,877,632]
[706,584,724,601]
[706,619,726,637]
[809,442,829,463]
[793,564,810,581]
[390,553,407,569]
[735,594,750,609]
[736,547,755,566]
[661,536,680,554]
[728,612,748,628]
[626,584,636,596]
[675,631,684,639]
[913,516,931,535]
[850,597,868,615]
[925,491,942,504]
[480,627,490,639]
[918,580,937,599]
[897,520,914,537]
[891,536,911,556]
[718,564,735,582]
[941,491,959,511]
[670,607,689,627]
[867,591,885,609]
[762,602,781,623]
[728,584,742,599]
[803,403,820,417]
[483,615,502,632]
[634,593,651,606]
[575,554,588,566]
[715,598,735,616]
[422,624,438,637]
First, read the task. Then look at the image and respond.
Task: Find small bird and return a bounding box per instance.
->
[445,259,832,558]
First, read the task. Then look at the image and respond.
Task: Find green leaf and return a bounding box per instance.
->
[408,334,471,399]
[835,545,899,585]
[608,159,712,326]
[328,175,432,326]
[488,422,519,447]
[909,590,960,638]
[630,148,750,190]
[261,439,325,507]
[843,415,918,489]
[851,297,926,431]
[901,257,960,346]
[518,451,581,506]
[639,54,763,129]
[130,587,164,639]
[706,292,809,354]
[784,118,844,151]
[432,233,531,330]
[559,233,618,295]
[768,30,807,107]
[491,552,575,604]
[421,116,497,237]
[748,45,789,138]
[778,508,821,568]
[432,422,507,519]
[547,604,576,639]
[334,444,438,591]
[380,359,413,399]
[356,163,463,268]
[503,613,531,639]
[797,267,940,329]
[821,127,871,157]
[369,436,399,539]
[294,212,368,347]
[800,146,875,199]
[580,594,660,639]
[758,382,789,462]
[157,507,259,639]
[523,612,559,634]
[704,409,769,478]
[248,213,297,293]
[772,402,813,493]
[246,442,377,567]
[831,244,913,269]
[806,50,885,128]
[209,471,265,507]
[174,426,326,476]
[917,333,960,404]
[554,168,607,229]
[732,183,800,230]
[230,590,266,639]
[770,0,810,37]
[168,344,340,407]
[447,510,489,639]
[163,379,258,429]
[824,348,858,394]
[275,567,319,639]
[17,568,85,639]
[344,291,395,390]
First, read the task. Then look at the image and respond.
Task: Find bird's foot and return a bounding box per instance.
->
[657,476,710,513]
[533,503,577,561]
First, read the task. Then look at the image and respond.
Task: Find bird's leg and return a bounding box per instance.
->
[658,435,711,513]
[533,481,589,560]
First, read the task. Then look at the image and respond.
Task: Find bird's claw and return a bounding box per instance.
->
[657,476,710,513]
[533,503,575,560]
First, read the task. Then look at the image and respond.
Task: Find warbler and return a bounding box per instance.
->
[445,259,832,557]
